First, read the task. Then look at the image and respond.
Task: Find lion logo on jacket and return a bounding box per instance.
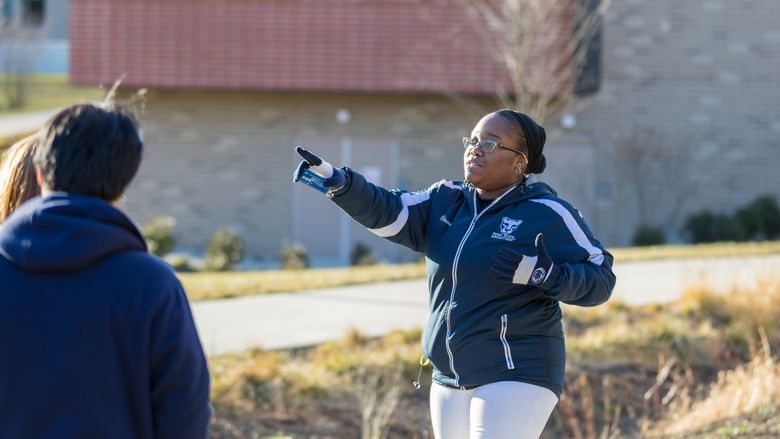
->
[492,217,522,241]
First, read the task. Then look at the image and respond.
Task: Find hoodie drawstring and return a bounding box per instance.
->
[412,354,430,390]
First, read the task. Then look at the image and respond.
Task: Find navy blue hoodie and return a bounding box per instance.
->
[0,194,211,439]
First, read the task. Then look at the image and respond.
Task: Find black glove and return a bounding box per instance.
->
[293,146,347,194]
[491,233,559,291]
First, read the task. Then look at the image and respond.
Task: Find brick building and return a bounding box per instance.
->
[70,0,780,265]
[1,0,70,73]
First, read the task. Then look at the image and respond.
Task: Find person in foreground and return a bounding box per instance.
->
[0,103,211,439]
[0,134,40,222]
[294,109,616,439]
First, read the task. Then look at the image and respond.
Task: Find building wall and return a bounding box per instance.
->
[124,92,495,265]
[552,0,780,245]
[0,0,69,73]
[121,0,780,257]
[3,0,68,38]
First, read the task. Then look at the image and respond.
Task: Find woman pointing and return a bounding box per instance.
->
[294,109,616,439]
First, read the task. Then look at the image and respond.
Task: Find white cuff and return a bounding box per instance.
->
[309,161,334,178]
[512,254,537,285]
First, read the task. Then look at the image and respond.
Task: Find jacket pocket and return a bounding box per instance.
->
[500,314,515,370]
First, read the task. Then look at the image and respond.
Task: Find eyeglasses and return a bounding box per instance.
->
[462,137,527,159]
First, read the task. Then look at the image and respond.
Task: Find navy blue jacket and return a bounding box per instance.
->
[0,194,211,439]
[331,171,616,396]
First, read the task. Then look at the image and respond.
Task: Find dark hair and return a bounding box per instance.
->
[496,109,547,174]
[34,103,143,201]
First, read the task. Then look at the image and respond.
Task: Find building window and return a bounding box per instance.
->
[2,0,12,26]
[22,0,45,26]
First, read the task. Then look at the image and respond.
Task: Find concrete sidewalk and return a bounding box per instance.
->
[0,108,63,138]
[612,254,780,305]
[192,279,428,356]
[191,255,780,357]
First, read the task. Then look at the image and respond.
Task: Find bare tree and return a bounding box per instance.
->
[457,0,611,125]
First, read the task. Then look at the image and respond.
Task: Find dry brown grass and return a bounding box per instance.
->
[181,241,780,302]
[180,263,426,301]
[210,328,422,407]
[553,278,780,437]
[610,240,780,263]
[677,277,780,344]
[656,332,780,436]
[564,299,720,366]
[209,278,780,438]
[566,277,780,364]
[209,328,427,439]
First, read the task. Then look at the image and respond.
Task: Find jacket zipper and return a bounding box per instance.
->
[445,186,516,387]
[500,314,515,369]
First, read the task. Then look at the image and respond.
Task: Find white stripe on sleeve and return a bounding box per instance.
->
[438,180,461,190]
[368,191,431,238]
[530,199,605,265]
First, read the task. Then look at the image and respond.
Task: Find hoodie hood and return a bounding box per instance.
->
[0,194,147,272]
[512,174,558,200]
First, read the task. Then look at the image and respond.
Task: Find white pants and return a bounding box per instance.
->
[429,381,558,439]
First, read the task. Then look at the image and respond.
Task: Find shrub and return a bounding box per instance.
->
[205,229,245,271]
[279,240,309,269]
[166,254,196,272]
[735,195,780,240]
[141,216,177,257]
[350,242,377,266]
[631,224,666,246]
[683,210,745,244]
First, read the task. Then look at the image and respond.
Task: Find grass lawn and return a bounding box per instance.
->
[180,262,426,301]
[0,74,104,115]
[610,240,780,263]
[180,240,780,302]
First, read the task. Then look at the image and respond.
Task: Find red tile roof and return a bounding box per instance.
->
[71,0,571,95]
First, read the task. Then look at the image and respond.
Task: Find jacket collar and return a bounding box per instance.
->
[462,175,556,215]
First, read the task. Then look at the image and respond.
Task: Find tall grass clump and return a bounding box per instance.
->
[657,331,780,436]
[209,328,428,439]
[558,278,780,437]
[677,277,780,347]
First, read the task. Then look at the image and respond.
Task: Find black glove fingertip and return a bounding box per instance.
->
[295,146,323,166]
